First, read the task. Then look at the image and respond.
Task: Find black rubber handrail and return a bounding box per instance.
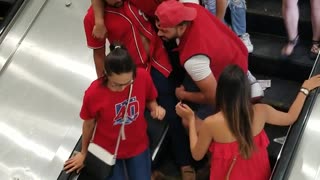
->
[0,0,25,37]
[271,55,320,180]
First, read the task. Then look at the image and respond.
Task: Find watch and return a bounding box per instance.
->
[300,87,309,96]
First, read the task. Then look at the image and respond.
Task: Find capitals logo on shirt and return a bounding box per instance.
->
[113,96,139,125]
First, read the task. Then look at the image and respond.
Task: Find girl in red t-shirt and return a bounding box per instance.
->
[64,44,165,180]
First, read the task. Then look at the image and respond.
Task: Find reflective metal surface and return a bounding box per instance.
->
[0,0,93,179]
[287,93,320,180]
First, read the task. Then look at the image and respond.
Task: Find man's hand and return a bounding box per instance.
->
[63,152,86,174]
[92,23,107,40]
[150,105,166,120]
[175,85,186,100]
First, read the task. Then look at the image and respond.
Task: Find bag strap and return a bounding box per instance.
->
[225,155,238,180]
[114,83,133,158]
[90,83,133,159]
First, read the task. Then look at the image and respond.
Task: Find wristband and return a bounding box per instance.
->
[300,87,309,96]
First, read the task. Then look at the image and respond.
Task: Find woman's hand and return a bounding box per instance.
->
[151,105,166,120]
[175,102,195,127]
[63,152,86,174]
[301,74,320,91]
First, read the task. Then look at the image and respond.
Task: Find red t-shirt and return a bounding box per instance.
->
[83,2,172,77]
[178,3,248,80]
[80,68,158,158]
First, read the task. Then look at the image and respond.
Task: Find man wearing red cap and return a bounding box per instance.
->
[83,0,196,179]
[155,0,262,123]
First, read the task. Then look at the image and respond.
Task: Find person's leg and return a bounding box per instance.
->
[229,0,246,36]
[229,0,253,53]
[126,149,152,180]
[151,68,195,180]
[216,0,228,20]
[310,0,320,58]
[281,0,299,56]
[204,0,217,15]
[107,159,127,180]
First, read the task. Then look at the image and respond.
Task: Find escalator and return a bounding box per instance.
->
[0,0,25,38]
[1,0,319,179]
[59,0,320,179]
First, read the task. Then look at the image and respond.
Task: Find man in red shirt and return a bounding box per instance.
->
[84,0,195,179]
[91,0,167,39]
[155,0,263,125]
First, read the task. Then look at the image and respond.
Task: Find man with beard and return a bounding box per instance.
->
[155,0,263,128]
[83,0,196,179]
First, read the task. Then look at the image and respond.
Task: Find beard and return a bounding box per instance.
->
[112,1,123,8]
[160,36,169,42]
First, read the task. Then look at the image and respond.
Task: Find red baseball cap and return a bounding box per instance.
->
[155,0,197,28]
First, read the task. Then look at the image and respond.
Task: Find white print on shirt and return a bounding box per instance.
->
[113,96,140,125]
[138,10,148,21]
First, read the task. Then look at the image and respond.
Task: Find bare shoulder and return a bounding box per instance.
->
[203,112,225,130]
[253,103,271,113]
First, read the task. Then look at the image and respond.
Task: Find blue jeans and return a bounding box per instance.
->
[108,149,151,180]
[204,0,247,36]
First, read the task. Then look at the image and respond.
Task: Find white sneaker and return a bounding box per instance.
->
[240,33,254,53]
[247,71,264,99]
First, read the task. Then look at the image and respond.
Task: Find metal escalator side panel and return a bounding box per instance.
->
[0,0,92,179]
[271,50,320,180]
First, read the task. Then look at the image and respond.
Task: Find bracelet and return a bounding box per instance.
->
[300,87,309,96]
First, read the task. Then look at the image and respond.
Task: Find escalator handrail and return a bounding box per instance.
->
[271,55,320,180]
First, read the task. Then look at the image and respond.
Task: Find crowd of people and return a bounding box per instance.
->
[63,0,320,179]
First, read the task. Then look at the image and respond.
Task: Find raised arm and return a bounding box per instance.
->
[265,74,320,126]
[91,0,107,39]
[175,102,212,160]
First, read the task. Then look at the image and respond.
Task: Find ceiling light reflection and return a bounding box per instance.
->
[22,40,95,80]
[10,63,80,107]
[0,162,40,180]
[0,122,55,160]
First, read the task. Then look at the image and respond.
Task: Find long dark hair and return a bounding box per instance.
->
[102,43,136,85]
[216,65,254,159]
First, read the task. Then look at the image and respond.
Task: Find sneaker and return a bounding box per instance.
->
[247,71,264,100]
[240,33,254,53]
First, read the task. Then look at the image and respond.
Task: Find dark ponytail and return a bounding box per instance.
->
[102,43,137,85]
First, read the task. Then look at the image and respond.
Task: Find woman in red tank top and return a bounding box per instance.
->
[176,65,320,180]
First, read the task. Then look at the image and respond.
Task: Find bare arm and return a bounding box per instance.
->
[265,74,320,126]
[91,0,107,39]
[216,0,228,20]
[81,120,96,155]
[176,55,217,105]
[93,47,106,78]
[147,100,166,120]
[64,119,95,173]
[176,103,212,160]
[177,74,217,105]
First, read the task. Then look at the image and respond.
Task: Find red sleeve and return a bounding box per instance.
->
[83,7,106,49]
[80,90,94,120]
[143,69,158,101]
